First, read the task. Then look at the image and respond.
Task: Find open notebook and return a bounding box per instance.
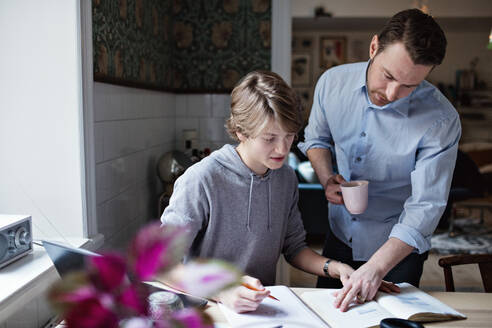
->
[300,283,466,328]
[219,283,466,328]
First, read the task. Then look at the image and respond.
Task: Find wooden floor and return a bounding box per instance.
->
[290,208,491,292]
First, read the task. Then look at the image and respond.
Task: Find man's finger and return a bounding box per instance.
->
[334,174,347,184]
[327,192,343,204]
[333,286,350,308]
[357,286,369,304]
[378,284,392,293]
[368,285,379,301]
[385,282,401,293]
[339,288,358,312]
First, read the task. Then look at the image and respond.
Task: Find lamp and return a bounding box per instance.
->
[488,28,492,50]
[413,0,430,14]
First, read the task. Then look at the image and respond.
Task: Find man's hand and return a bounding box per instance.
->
[217,275,270,313]
[330,261,354,285]
[323,174,346,204]
[333,262,400,312]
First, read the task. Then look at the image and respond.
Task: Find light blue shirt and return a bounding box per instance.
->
[298,61,461,261]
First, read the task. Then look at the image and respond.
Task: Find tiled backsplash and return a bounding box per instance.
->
[94,82,176,251]
[93,83,233,252]
[175,94,235,152]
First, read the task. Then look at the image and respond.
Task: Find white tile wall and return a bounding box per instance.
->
[93,85,232,253]
[175,93,234,152]
[93,82,176,252]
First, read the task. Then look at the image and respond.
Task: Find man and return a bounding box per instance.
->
[298,9,461,312]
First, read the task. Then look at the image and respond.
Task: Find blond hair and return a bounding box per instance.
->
[226,71,302,141]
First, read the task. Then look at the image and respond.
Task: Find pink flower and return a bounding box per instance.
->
[170,308,214,328]
[48,222,243,328]
[172,260,241,298]
[89,253,148,316]
[128,223,188,280]
[89,253,126,291]
[64,296,119,328]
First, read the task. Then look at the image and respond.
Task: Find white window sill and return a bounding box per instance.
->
[0,235,104,323]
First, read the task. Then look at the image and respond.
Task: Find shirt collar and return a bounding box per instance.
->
[353,60,370,92]
[355,59,412,117]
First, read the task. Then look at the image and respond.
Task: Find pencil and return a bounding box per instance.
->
[241,283,279,301]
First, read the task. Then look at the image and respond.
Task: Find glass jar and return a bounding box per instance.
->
[147,291,184,321]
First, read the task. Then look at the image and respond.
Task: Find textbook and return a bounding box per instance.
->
[300,282,466,328]
[218,283,466,328]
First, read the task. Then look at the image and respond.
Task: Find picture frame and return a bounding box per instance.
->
[294,87,314,120]
[319,36,347,69]
[291,53,311,86]
[292,36,314,53]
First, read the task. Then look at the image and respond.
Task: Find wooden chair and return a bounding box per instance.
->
[438,254,492,292]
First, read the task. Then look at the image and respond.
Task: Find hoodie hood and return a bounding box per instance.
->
[210,144,272,179]
[211,144,273,231]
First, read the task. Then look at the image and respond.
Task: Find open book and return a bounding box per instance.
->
[300,282,466,328]
[219,283,466,328]
[218,285,329,327]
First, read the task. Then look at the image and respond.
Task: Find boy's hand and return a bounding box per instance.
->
[217,275,270,313]
[323,174,346,204]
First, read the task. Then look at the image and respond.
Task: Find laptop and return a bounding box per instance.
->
[42,240,100,277]
[42,240,208,307]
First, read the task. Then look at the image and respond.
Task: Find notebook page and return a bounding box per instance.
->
[218,285,328,328]
[300,289,394,328]
[376,283,466,320]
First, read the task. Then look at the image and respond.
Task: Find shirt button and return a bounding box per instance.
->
[360,132,366,137]
[356,157,361,162]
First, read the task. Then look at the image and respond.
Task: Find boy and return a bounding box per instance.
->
[161,71,355,313]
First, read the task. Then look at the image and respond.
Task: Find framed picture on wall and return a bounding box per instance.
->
[291,53,311,86]
[294,87,314,120]
[292,36,314,53]
[319,36,347,69]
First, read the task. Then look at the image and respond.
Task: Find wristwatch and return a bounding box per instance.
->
[323,259,332,277]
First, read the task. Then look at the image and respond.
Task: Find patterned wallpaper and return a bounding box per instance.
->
[93,0,173,90]
[93,0,271,93]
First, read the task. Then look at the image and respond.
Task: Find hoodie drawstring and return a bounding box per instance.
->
[246,173,272,232]
[246,173,254,231]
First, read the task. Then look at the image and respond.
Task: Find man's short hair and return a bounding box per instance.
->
[226,71,303,141]
[377,8,447,66]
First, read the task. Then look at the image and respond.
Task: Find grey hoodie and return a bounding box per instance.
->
[161,144,307,285]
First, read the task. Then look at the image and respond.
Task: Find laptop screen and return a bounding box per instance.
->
[42,240,208,308]
[42,240,100,277]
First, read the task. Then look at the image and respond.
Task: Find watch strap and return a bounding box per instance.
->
[323,259,332,277]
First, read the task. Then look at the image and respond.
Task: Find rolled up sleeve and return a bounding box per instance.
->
[389,113,461,253]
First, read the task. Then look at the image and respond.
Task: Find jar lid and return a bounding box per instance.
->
[148,291,180,305]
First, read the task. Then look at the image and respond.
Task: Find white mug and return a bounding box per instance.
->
[340,180,369,214]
